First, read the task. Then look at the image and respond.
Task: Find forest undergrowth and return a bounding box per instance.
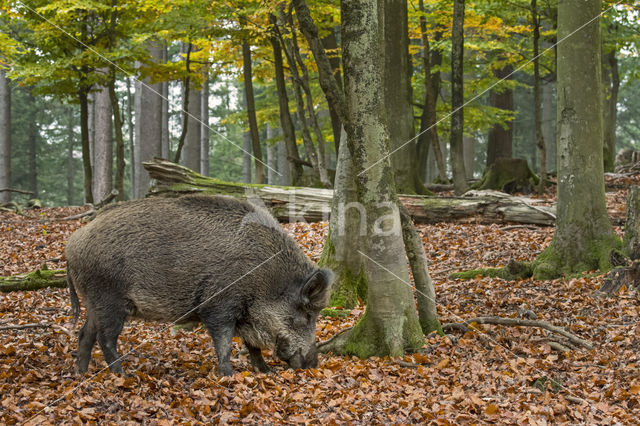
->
[0,182,639,423]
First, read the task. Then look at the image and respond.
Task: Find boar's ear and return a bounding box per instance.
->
[300,268,334,310]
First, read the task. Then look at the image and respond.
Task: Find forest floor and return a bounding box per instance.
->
[1,180,639,424]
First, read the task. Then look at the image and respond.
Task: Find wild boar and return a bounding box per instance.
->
[65,195,333,376]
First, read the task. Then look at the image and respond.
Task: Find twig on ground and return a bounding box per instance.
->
[0,323,51,331]
[316,326,353,353]
[500,224,542,231]
[443,316,593,350]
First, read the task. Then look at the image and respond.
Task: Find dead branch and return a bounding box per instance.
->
[0,188,35,195]
[316,326,353,353]
[0,323,51,331]
[443,316,593,350]
[59,205,96,221]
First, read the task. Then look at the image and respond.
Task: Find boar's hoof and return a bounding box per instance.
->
[217,365,233,377]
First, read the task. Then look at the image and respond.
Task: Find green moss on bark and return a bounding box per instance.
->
[319,235,367,309]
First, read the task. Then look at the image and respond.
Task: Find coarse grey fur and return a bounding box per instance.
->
[65,195,333,376]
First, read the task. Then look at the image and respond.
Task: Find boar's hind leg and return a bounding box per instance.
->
[246,344,271,373]
[202,316,235,376]
[95,307,128,374]
[76,314,97,374]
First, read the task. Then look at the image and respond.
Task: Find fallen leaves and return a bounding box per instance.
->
[0,188,639,423]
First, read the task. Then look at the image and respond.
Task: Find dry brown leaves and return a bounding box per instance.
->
[1,191,639,424]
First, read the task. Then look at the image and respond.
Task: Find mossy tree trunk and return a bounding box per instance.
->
[331,0,425,358]
[532,0,620,279]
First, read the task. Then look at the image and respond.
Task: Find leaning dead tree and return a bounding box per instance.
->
[143,158,557,226]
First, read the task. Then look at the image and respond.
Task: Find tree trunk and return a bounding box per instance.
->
[320,26,343,153]
[26,89,38,199]
[242,131,252,184]
[532,0,546,194]
[463,135,474,179]
[289,16,332,188]
[450,0,468,195]
[161,44,170,160]
[486,66,514,168]
[108,68,126,202]
[383,0,423,194]
[0,70,10,204]
[174,44,192,166]
[276,131,291,186]
[93,75,113,203]
[135,43,163,198]
[200,70,210,176]
[143,158,558,226]
[242,42,265,184]
[624,186,640,260]
[266,124,277,185]
[398,204,441,334]
[66,107,74,206]
[268,29,303,184]
[126,77,136,199]
[327,0,425,358]
[417,1,447,183]
[602,49,619,172]
[542,78,555,172]
[292,0,347,126]
[78,86,94,204]
[532,0,619,280]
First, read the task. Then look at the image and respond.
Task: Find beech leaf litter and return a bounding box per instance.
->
[1,186,639,424]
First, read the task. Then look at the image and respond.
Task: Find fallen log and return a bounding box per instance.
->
[144,158,557,226]
[0,267,67,292]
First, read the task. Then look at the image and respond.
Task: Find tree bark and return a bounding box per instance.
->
[266,124,277,185]
[450,0,468,195]
[321,26,343,153]
[277,136,291,186]
[200,69,210,176]
[242,42,265,184]
[383,0,424,194]
[532,0,619,279]
[242,131,252,184]
[66,107,74,205]
[326,0,426,358]
[108,68,125,202]
[268,28,303,184]
[126,77,136,199]
[417,0,447,183]
[0,69,10,204]
[161,44,170,160]
[532,0,546,194]
[93,74,113,203]
[486,66,514,168]
[602,49,619,172]
[135,43,163,198]
[78,86,94,204]
[292,0,347,126]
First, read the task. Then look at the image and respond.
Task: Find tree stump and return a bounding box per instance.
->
[472,158,540,194]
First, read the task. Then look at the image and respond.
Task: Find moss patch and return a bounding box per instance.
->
[0,267,67,292]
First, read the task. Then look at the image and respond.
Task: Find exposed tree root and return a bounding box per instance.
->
[316,326,353,353]
[442,316,593,350]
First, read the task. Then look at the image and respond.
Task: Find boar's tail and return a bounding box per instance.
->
[67,270,80,324]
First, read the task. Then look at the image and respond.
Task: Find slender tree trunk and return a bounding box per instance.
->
[276,130,291,185]
[87,91,95,175]
[183,83,201,172]
[78,86,94,204]
[242,42,265,184]
[93,75,113,203]
[266,124,276,185]
[268,28,303,183]
[532,0,618,279]
[321,26,343,153]
[292,0,347,126]
[174,44,192,166]
[135,43,163,198]
[532,0,546,194]
[450,0,468,194]
[161,44,170,160]
[200,70,210,176]
[26,89,38,198]
[327,0,425,358]
[383,0,423,194]
[242,131,252,184]
[602,49,619,172]
[542,79,556,172]
[463,135,474,179]
[66,107,74,206]
[108,68,125,201]
[0,70,10,203]
[486,66,514,168]
[289,15,332,187]
[126,77,136,199]
[418,1,447,183]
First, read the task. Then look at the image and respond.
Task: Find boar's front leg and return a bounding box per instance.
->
[203,317,235,376]
[246,343,271,373]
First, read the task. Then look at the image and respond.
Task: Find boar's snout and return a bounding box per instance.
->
[285,347,318,370]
